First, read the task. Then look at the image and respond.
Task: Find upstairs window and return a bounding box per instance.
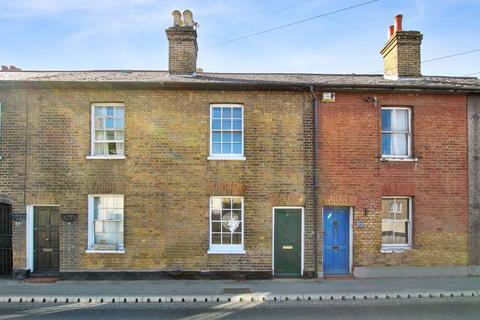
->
[209,104,244,160]
[381,197,412,249]
[90,103,125,158]
[381,107,411,158]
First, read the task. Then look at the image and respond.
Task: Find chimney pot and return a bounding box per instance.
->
[183,10,194,27]
[172,10,182,26]
[388,25,394,39]
[394,14,403,33]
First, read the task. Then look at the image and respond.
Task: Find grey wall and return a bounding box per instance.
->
[468,95,480,265]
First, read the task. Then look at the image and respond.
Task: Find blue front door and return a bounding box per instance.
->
[323,207,350,275]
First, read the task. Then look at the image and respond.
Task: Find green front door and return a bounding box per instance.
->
[274,208,302,276]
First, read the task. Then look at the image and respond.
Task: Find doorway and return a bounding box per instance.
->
[34,207,60,272]
[273,207,304,276]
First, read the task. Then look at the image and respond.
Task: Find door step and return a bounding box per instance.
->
[23,277,58,283]
[324,275,354,280]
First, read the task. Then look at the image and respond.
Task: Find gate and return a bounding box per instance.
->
[0,204,12,276]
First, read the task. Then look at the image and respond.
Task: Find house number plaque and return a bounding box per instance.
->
[356,220,366,228]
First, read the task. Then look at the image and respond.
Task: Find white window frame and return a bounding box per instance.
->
[381,196,413,251]
[208,196,245,254]
[208,104,246,161]
[87,103,126,160]
[381,107,412,159]
[86,194,125,253]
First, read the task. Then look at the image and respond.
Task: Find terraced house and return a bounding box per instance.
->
[0,11,479,279]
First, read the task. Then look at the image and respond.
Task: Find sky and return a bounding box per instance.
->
[0,0,478,76]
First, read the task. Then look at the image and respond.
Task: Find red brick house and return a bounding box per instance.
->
[0,11,479,279]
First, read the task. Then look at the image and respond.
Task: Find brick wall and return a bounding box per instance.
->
[317,92,468,270]
[0,88,314,273]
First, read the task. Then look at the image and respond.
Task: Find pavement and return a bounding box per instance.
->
[0,276,479,304]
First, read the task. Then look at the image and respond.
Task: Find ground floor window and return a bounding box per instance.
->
[208,196,244,254]
[87,195,124,252]
[381,197,412,249]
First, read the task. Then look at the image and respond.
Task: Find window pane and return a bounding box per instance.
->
[222,233,232,245]
[106,131,115,140]
[222,198,232,209]
[394,199,409,219]
[94,143,106,155]
[233,143,242,154]
[382,133,392,155]
[116,107,125,118]
[95,130,105,140]
[381,220,395,245]
[212,233,221,244]
[381,109,392,131]
[94,107,104,117]
[115,131,124,140]
[231,210,241,221]
[106,107,114,116]
[222,132,232,142]
[232,198,242,209]
[212,107,221,118]
[222,119,231,130]
[233,120,242,130]
[212,132,221,143]
[232,108,242,118]
[212,120,221,130]
[115,117,124,129]
[105,118,114,129]
[222,143,232,154]
[382,199,395,219]
[212,143,221,154]
[393,133,408,155]
[232,233,242,244]
[212,222,221,232]
[116,143,124,155]
[211,198,222,219]
[95,118,104,129]
[223,108,232,119]
[233,132,241,143]
[394,109,409,131]
[108,142,118,155]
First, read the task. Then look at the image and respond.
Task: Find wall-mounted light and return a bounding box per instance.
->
[321,92,336,102]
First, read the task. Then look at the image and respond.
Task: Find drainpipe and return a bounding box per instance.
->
[309,86,319,278]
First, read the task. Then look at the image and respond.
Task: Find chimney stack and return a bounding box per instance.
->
[380,14,423,79]
[165,9,198,75]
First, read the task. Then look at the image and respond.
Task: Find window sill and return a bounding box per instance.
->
[380,157,418,162]
[207,156,246,161]
[86,155,126,160]
[207,249,246,255]
[85,249,125,254]
[381,247,411,253]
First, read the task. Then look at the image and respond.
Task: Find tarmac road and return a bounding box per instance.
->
[0,297,479,319]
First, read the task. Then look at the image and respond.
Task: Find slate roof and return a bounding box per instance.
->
[0,70,479,92]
